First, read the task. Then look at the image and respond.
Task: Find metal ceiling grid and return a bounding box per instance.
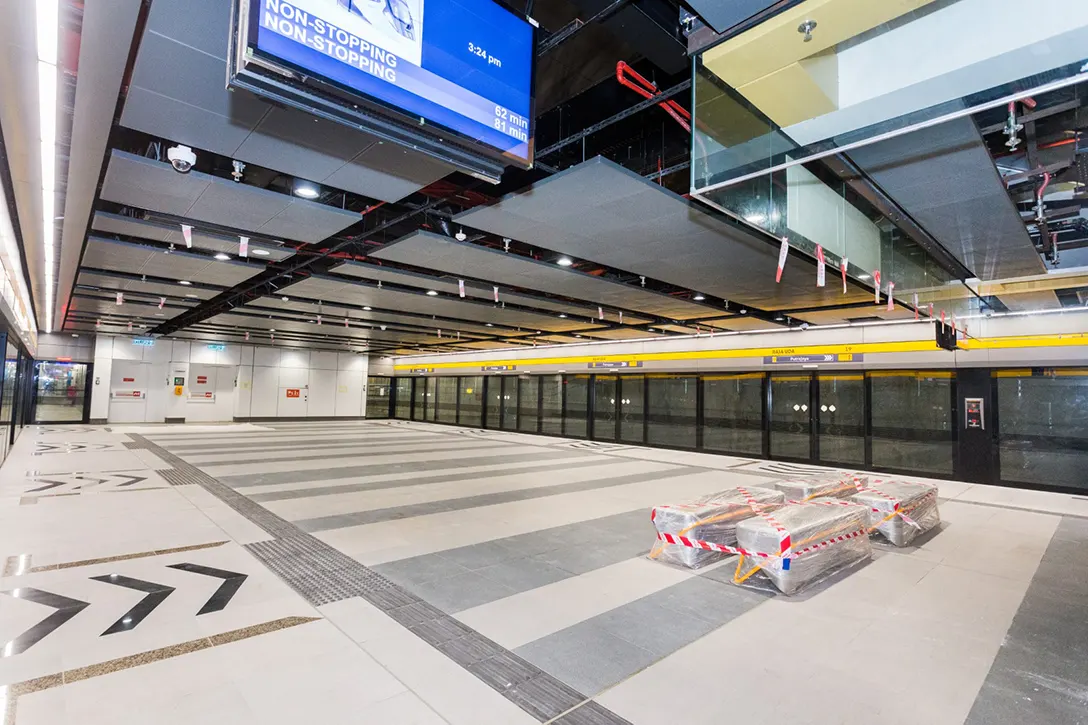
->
[848,117,1046,281]
[75,271,221,301]
[370,231,718,320]
[579,327,666,340]
[699,315,782,331]
[285,276,605,334]
[68,295,190,321]
[328,259,647,322]
[99,151,359,243]
[81,238,261,287]
[246,298,507,338]
[239,302,491,343]
[207,311,446,346]
[456,157,875,311]
[92,212,294,261]
[119,0,452,203]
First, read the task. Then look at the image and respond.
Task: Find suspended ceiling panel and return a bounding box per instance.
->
[579,328,665,340]
[685,0,780,33]
[455,157,873,311]
[82,237,262,287]
[848,117,1046,280]
[329,259,645,322]
[701,315,782,331]
[249,298,507,337]
[68,295,190,321]
[207,312,445,346]
[119,0,452,203]
[787,305,917,325]
[76,271,221,301]
[99,151,359,243]
[369,231,716,320]
[286,276,603,334]
[92,212,293,261]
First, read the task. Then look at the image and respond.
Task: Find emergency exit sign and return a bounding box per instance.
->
[285,389,301,398]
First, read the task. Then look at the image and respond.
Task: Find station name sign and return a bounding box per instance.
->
[588,361,643,369]
[764,353,863,364]
[482,365,514,371]
[132,338,155,347]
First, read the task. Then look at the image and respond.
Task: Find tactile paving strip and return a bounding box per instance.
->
[130,434,632,725]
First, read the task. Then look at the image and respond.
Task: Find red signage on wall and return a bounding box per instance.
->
[131,391,141,397]
[286,389,300,398]
[122,377,135,382]
[203,392,213,398]
[196,376,208,384]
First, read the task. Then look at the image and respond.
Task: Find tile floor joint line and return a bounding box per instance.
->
[127,433,635,725]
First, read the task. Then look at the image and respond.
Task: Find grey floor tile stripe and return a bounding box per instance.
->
[218,450,593,488]
[248,457,614,503]
[180,441,504,468]
[964,516,1088,725]
[161,434,444,454]
[294,466,695,533]
[127,434,631,725]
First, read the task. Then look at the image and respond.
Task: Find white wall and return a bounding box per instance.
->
[90,335,369,422]
[37,332,94,362]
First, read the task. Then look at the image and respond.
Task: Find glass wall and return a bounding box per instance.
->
[500,377,518,430]
[996,370,1088,491]
[33,361,89,423]
[647,375,697,448]
[412,377,427,420]
[366,376,391,418]
[0,337,15,463]
[435,377,458,423]
[564,375,589,437]
[541,375,563,435]
[769,375,811,460]
[817,374,865,466]
[459,376,483,427]
[619,375,644,443]
[704,373,763,455]
[593,375,617,441]
[394,378,412,419]
[870,372,954,475]
[518,377,539,433]
[485,377,502,428]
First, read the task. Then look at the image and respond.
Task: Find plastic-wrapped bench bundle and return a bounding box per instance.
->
[734,502,872,594]
[774,472,865,502]
[851,479,940,546]
[650,487,785,569]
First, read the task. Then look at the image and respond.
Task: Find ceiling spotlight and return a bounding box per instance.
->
[178,280,192,286]
[740,308,747,314]
[693,293,705,301]
[214,252,230,261]
[293,180,320,198]
[251,248,270,256]
[485,323,493,327]
[774,314,785,321]
[455,228,467,241]
[557,257,573,267]
[185,293,199,299]
[269,328,276,333]
[426,290,438,296]
[558,313,567,318]
[71,333,78,338]
[380,324,387,330]
[858,274,871,280]
[362,306,372,311]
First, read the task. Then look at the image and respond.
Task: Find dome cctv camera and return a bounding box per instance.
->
[167,145,196,173]
[800,322,810,330]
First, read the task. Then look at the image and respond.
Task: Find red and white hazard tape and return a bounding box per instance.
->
[655,527,867,563]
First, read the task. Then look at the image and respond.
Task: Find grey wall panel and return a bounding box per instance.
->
[848,117,1044,280]
[370,230,716,320]
[456,157,873,311]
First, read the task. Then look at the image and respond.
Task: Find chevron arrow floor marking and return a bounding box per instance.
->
[90,574,175,635]
[166,563,248,615]
[0,588,91,656]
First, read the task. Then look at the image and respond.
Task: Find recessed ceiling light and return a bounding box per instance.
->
[185,293,199,299]
[71,333,78,337]
[293,180,320,198]
[178,280,192,285]
[362,306,372,311]
[269,328,276,333]
[485,323,493,327]
[214,252,230,261]
[251,249,270,256]
[155,313,164,317]
[281,296,289,302]
[426,290,438,296]
[558,313,567,318]
[858,274,871,280]
[557,257,573,267]
[693,294,705,301]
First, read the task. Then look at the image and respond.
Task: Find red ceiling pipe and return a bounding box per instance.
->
[616,61,691,132]
[1020,97,1037,109]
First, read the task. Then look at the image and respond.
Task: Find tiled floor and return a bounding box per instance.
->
[2,421,1087,724]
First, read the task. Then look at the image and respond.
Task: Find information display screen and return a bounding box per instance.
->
[252,0,534,165]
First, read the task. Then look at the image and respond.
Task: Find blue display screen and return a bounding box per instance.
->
[254,0,534,164]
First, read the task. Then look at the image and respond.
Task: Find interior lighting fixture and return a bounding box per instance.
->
[214,252,230,261]
[693,294,705,301]
[744,213,766,224]
[293,180,320,198]
[281,296,289,302]
[455,228,467,241]
[485,323,493,327]
[858,274,871,280]
[251,248,270,256]
[178,280,192,285]
[558,313,567,318]
[556,257,573,267]
[185,293,199,299]
[426,290,438,296]
[362,306,372,311]
[38,0,58,333]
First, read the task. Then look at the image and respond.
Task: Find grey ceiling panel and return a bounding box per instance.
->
[251,298,506,337]
[82,237,261,287]
[99,151,358,242]
[701,315,780,331]
[77,271,219,300]
[329,258,641,321]
[685,0,779,33]
[579,327,664,340]
[285,276,601,333]
[119,0,451,203]
[69,295,188,320]
[848,117,1045,280]
[92,212,293,261]
[370,231,715,320]
[455,157,872,311]
[208,312,443,346]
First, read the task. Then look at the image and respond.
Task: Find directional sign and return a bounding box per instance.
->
[91,574,175,635]
[482,365,515,371]
[588,361,643,369]
[764,353,864,364]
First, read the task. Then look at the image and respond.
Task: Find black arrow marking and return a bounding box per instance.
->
[90,574,175,635]
[1,588,90,656]
[24,478,70,493]
[167,563,248,614]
